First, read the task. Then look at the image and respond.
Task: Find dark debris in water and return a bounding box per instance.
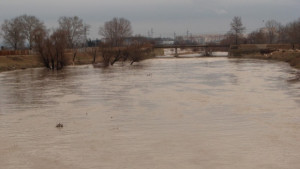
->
[287,75,300,82]
[56,123,63,128]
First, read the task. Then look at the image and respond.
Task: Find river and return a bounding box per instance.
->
[0,57,299,169]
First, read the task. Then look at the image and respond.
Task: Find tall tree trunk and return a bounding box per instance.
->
[51,58,55,70]
[111,49,121,65]
[56,50,60,70]
[92,50,97,64]
[235,32,238,45]
[72,49,77,65]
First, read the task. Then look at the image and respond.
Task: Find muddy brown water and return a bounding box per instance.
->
[0,57,299,169]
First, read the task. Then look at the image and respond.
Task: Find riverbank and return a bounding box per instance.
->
[0,53,95,72]
[0,48,163,73]
[1,46,299,73]
[0,55,43,72]
[229,44,300,69]
[232,50,300,69]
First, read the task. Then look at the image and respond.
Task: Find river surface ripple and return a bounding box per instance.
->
[0,57,300,169]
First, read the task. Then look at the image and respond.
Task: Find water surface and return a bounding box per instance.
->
[0,57,299,169]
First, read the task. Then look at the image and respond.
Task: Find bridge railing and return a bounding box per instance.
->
[153,44,230,48]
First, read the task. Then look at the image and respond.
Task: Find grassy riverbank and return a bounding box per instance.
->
[2,46,298,72]
[0,55,43,72]
[0,52,103,72]
[229,44,300,69]
[0,48,164,72]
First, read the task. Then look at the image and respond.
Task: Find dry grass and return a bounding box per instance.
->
[0,51,104,72]
[0,48,163,72]
[230,45,300,69]
[267,50,300,69]
[0,55,43,72]
[64,51,103,65]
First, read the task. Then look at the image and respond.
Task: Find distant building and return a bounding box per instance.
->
[154,38,175,46]
[177,34,226,45]
[86,39,102,47]
[123,36,151,46]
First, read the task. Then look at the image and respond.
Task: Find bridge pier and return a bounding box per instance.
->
[203,47,212,56]
[174,47,178,57]
[153,45,229,57]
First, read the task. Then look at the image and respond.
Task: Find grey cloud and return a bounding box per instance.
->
[0,0,299,38]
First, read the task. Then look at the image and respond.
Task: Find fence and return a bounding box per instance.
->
[0,48,95,56]
[0,50,31,56]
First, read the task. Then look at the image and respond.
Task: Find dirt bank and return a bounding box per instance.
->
[0,49,163,73]
[0,51,101,72]
[0,55,43,72]
[229,44,300,69]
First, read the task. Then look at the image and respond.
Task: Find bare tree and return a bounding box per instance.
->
[1,17,25,49]
[58,16,89,62]
[51,29,68,69]
[220,33,236,45]
[126,41,153,65]
[33,27,68,70]
[99,17,132,47]
[265,20,281,44]
[275,25,285,43]
[97,17,133,67]
[97,37,153,67]
[286,18,300,44]
[230,16,246,45]
[98,42,114,67]
[247,29,267,44]
[83,23,90,47]
[19,15,45,49]
[86,47,98,64]
[32,26,49,67]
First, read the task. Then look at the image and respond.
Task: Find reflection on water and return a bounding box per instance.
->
[0,57,300,169]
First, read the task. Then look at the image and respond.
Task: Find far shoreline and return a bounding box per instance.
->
[229,44,300,69]
[1,46,300,73]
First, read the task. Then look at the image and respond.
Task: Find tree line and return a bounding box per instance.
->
[0,15,90,69]
[97,17,152,66]
[1,15,299,69]
[223,16,300,45]
[0,15,151,70]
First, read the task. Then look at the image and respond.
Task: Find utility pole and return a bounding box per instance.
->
[187,30,189,39]
[151,28,154,38]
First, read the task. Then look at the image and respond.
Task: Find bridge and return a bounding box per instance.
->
[154,44,230,57]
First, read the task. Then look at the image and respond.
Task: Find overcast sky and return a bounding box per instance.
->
[0,0,299,39]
